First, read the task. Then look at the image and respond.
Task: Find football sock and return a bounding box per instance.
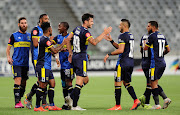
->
[36,87,46,108]
[63,87,68,98]
[115,86,121,105]
[20,85,25,99]
[125,84,137,100]
[67,85,73,96]
[152,88,159,105]
[14,84,20,105]
[27,81,39,100]
[72,84,82,107]
[42,87,47,104]
[158,85,167,99]
[144,85,151,104]
[48,86,54,105]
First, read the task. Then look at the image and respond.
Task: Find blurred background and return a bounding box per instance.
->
[0,0,180,75]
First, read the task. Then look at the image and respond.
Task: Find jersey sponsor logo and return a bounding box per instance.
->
[85,33,91,38]
[46,41,51,46]
[33,30,38,35]
[8,38,11,43]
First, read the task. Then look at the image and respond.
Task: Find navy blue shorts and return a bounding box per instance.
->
[114,64,133,83]
[12,66,29,80]
[61,68,75,81]
[150,66,165,81]
[36,67,54,83]
[72,53,87,77]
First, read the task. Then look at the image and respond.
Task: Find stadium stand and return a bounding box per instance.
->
[0,0,179,57]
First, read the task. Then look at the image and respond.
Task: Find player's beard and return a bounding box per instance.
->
[120,28,123,33]
[19,26,27,33]
[148,29,153,34]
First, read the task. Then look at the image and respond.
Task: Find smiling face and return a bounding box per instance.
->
[58,23,65,34]
[86,18,94,28]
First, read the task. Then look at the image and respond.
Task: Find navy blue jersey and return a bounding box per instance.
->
[36,36,53,70]
[53,33,73,69]
[116,32,134,67]
[8,31,31,66]
[146,31,169,67]
[30,26,43,65]
[71,26,92,53]
[140,34,151,68]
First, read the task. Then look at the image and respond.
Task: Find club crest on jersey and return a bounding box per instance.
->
[33,30,38,35]
[8,38,11,43]
[85,33,91,38]
[46,41,51,46]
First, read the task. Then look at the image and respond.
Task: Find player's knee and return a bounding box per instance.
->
[14,77,21,85]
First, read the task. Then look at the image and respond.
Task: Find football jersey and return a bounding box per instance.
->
[53,33,73,69]
[140,34,151,68]
[116,32,134,67]
[71,26,92,53]
[30,26,43,64]
[146,31,169,67]
[8,31,31,66]
[36,35,53,70]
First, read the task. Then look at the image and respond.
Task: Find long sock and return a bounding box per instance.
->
[42,87,47,104]
[63,88,68,98]
[67,85,73,96]
[20,85,25,100]
[27,81,39,100]
[152,88,159,105]
[48,86,55,106]
[125,84,137,100]
[36,87,46,108]
[71,84,82,107]
[115,86,121,105]
[158,85,167,99]
[144,85,151,104]
[14,84,20,105]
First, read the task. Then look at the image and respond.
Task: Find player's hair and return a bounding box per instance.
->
[121,19,131,28]
[148,21,158,29]
[41,22,51,33]
[38,14,48,24]
[18,17,26,23]
[82,13,94,23]
[61,22,69,30]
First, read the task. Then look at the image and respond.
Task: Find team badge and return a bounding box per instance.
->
[33,30,38,35]
[85,33,91,38]
[46,41,51,46]
[8,38,11,43]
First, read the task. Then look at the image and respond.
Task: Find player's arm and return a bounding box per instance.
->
[163,45,170,55]
[104,33,119,49]
[6,35,14,65]
[104,43,125,63]
[31,28,40,48]
[50,43,65,54]
[64,33,73,63]
[51,36,57,45]
[88,27,112,46]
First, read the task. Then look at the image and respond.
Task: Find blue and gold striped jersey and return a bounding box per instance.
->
[71,26,92,53]
[53,33,73,69]
[146,31,169,68]
[30,26,43,66]
[116,32,134,67]
[8,31,31,66]
[36,36,53,70]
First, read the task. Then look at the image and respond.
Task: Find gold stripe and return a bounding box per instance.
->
[83,60,87,73]
[32,36,40,41]
[87,36,92,40]
[150,44,153,48]
[45,45,53,52]
[118,43,125,45]
[34,60,37,67]
[71,45,73,50]
[115,87,121,89]
[70,68,73,75]
[52,40,56,44]
[12,66,14,74]
[71,32,74,34]
[8,44,12,46]
[117,64,121,77]
[13,87,20,89]
[14,42,30,47]
[165,45,169,47]
[47,45,53,49]
[145,44,150,47]
[41,67,45,78]
[151,67,155,77]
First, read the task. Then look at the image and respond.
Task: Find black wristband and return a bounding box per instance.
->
[108,53,112,56]
[110,40,114,44]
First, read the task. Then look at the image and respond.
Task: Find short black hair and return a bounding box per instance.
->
[148,21,158,29]
[121,19,130,28]
[82,13,94,23]
[41,22,51,33]
[60,22,69,30]
[38,14,47,23]
[18,17,26,23]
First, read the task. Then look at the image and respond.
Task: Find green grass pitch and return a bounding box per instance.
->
[0,75,180,115]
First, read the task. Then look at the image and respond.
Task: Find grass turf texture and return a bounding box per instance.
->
[0,75,180,115]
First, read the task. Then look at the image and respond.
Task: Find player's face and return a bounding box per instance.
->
[147,23,153,34]
[87,18,94,28]
[18,19,28,33]
[119,22,124,33]
[58,23,65,34]
[41,15,49,23]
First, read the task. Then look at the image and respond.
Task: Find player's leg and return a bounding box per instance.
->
[122,66,140,110]
[107,65,122,110]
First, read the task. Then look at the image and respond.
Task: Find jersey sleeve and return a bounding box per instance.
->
[8,34,15,46]
[146,34,154,47]
[71,27,76,35]
[44,38,53,49]
[118,34,126,45]
[84,30,92,40]
[165,38,169,47]
[52,35,58,44]
[31,27,40,39]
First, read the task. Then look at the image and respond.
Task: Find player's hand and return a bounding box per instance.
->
[68,53,73,63]
[50,36,54,41]
[104,33,112,41]
[87,54,90,60]
[7,57,13,65]
[104,26,112,35]
[104,54,109,63]
[56,58,60,67]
